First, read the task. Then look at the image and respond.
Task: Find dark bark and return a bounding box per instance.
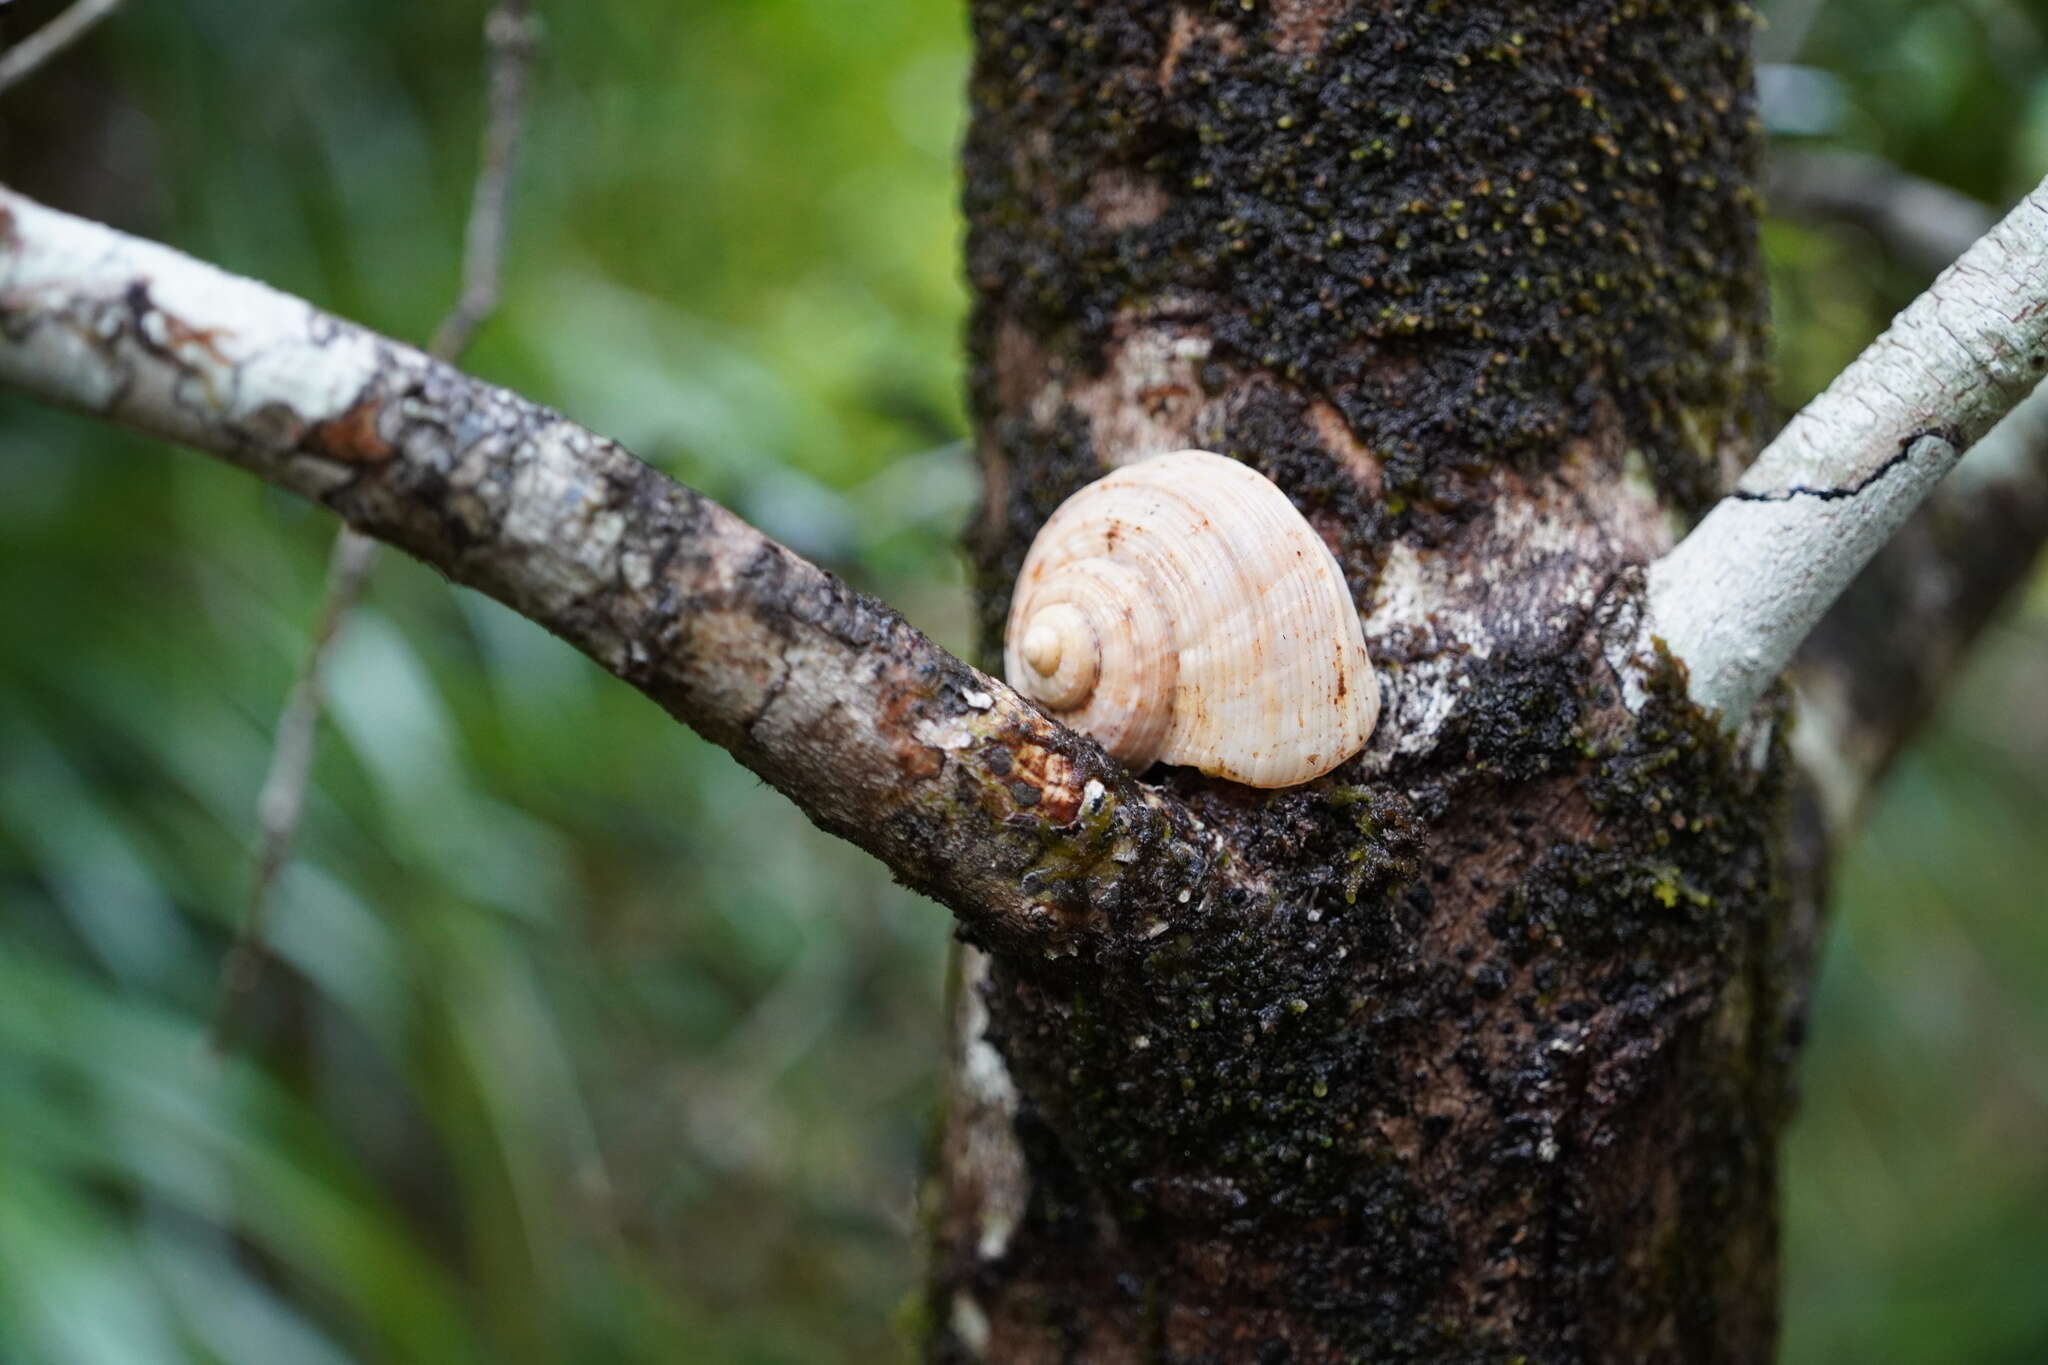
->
[930,4,1796,1361]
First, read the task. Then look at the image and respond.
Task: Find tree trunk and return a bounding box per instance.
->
[928,4,1799,1360]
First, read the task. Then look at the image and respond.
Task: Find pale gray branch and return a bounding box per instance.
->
[0,184,1212,956]
[1645,173,2048,725]
[1790,379,2048,837]
[0,0,123,95]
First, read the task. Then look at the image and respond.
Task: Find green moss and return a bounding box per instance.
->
[1493,645,1789,971]
[993,777,1422,1201]
[965,0,1768,562]
[965,628,1795,1357]
[951,1,1784,1356]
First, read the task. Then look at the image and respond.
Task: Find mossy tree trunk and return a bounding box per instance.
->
[929,3,1802,1360]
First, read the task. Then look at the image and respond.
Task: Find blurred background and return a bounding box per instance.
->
[0,0,2042,1360]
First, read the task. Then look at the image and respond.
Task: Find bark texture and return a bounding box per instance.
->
[1792,384,2048,836]
[3,8,2045,1360]
[0,187,1218,961]
[931,4,1793,1360]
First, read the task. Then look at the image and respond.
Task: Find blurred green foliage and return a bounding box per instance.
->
[0,1,2043,1361]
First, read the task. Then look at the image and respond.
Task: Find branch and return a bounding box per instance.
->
[1790,381,2048,836]
[0,184,1213,957]
[218,0,543,1047]
[0,0,123,96]
[1645,173,2048,725]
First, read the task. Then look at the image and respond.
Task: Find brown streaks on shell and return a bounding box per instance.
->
[1003,450,1379,788]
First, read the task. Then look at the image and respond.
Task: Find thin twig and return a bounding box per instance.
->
[0,0,124,96]
[212,528,379,1030]
[212,0,540,1051]
[430,1,541,363]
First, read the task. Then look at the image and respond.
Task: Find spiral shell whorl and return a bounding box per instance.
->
[1003,450,1380,788]
[1008,549,1179,768]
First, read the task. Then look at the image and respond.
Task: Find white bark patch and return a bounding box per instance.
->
[619,548,655,593]
[1059,320,1214,465]
[955,948,1028,1264]
[916,712,979,753]
[446,430,516,539]
[502,446,626,611]
[0,190,382,462]
[1358,456,1671,765]
[949,1292,993,1356]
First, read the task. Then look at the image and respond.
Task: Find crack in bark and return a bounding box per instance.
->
[1649,172,2048,723]
[1729,429,1954,504]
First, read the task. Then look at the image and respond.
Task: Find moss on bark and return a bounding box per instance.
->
[936,3,1792,1361]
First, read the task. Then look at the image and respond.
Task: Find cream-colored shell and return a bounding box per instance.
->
[1003,449,1379,788]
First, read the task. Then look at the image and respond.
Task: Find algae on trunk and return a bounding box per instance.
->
[933,3,1792,1360]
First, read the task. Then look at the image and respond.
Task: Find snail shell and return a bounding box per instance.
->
[1003,449,1379,788]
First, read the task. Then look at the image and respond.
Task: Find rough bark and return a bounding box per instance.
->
[931,4,1793,1361]
[0,186,1221,961]
[6,5,2040,1359]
